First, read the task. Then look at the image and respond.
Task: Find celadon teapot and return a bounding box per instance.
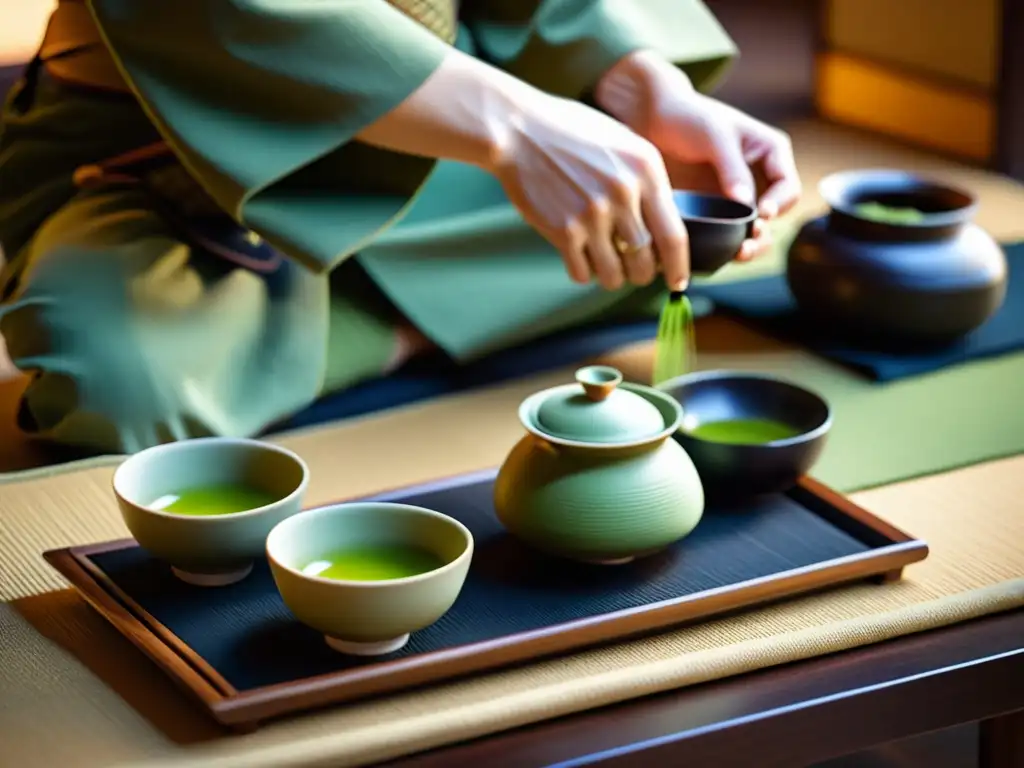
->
[494,365,705,565]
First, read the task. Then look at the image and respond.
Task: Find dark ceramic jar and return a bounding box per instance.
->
[786,170,1008,346]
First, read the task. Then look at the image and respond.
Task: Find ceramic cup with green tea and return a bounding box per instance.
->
[266,502,473,656]
[113,437,309,586]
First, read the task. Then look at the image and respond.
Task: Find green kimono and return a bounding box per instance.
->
[0,0,736,455]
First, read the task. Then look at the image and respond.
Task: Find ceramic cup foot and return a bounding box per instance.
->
[171,562,253,587]
[325,633,411,657]
[579,556,635,566]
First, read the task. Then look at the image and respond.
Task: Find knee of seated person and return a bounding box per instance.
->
[14,371,126,456]
[0,257,206,455]
[1,313,198,456]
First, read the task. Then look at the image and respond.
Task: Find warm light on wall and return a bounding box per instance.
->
[0,0,56,66]
[816,53,995,162]
[816,0,999,163]
[825,0,1000,91]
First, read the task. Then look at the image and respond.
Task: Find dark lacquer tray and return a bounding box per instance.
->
[45,468,928,730]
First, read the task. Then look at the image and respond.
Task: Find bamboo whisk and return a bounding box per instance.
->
[652,290,696,385]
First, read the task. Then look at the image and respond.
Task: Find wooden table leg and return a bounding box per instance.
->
[979,709,1024,768]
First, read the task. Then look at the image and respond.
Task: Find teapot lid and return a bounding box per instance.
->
[531,366,667,444]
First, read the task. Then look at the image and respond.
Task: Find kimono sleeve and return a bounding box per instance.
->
[462,0,738,100]
[87,0,453,273]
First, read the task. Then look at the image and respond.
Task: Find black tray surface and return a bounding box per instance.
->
[88,476,873,692]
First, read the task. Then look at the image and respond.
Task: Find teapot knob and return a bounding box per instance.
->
[576,365,623,402]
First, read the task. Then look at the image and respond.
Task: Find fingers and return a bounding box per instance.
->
[503,124,684,291]
[618,237,657,287]
[611,186,656,286]
[563,177,660,291]
[736,218,773,262]
[639,157,690,291]
[758,131,801,219]
[583,198,626,290]
[707,128,757,207]
[583,199,658,291]
[760,178,801,220]
[560,220,592,284]
[505,182,594,285]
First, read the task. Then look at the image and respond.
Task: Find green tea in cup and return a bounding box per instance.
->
[114,437,309,587]
[149,484,279,516]
[302,545,445,582]
[686,417,801,445]
[854,201,927,225]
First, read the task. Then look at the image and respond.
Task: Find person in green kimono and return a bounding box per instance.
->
[0,0,800,456]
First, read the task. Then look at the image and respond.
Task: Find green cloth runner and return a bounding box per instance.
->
[682,221,1024,491]
[704,340,1024,493]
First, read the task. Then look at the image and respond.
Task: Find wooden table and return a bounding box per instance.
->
[383,610,1024,767]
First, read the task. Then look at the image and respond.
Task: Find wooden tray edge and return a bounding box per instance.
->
[798,476,919,545]
[215,541,929,724]
[42,546,236,719]
[45,470,930,728]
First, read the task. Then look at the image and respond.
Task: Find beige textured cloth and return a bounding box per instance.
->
[389,0,459,43]
[1,341,1022,767]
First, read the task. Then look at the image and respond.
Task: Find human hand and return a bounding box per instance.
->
[596,50,802,262]
[489,93,691,291]
[356,47,692,290]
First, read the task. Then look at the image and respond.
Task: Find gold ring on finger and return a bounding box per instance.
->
[612,233,644,257]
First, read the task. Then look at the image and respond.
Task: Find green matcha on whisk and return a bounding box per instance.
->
[653,289,696,386]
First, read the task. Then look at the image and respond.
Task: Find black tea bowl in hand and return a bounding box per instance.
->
[673,190,757,276]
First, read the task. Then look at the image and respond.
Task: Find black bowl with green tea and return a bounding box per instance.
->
[685,417,802,445]
[657,371,832,502]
